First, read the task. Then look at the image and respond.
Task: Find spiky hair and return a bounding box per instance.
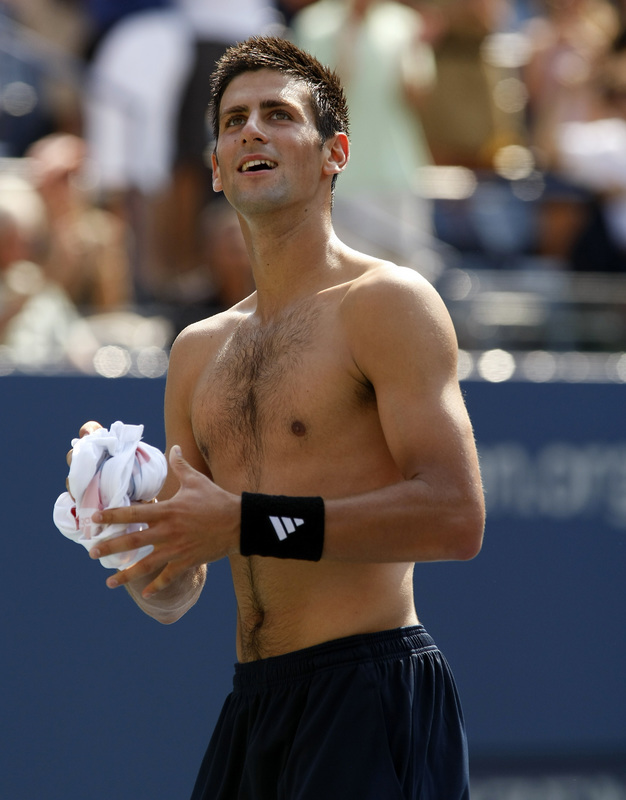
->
[208,36,350,144]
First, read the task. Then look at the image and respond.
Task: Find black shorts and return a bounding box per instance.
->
[189,625,470,799]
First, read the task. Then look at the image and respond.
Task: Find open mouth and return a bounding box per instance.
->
[240,159,278,173]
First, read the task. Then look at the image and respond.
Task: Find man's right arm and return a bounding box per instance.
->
[126,327,215,623]
[85,327,212,624]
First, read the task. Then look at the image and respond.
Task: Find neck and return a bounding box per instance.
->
[238,203,344,318]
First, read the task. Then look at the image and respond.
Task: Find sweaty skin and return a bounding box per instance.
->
[87,69,484,663]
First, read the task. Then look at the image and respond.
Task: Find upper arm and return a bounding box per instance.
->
[345,267,482,504]
[159,328,212,502]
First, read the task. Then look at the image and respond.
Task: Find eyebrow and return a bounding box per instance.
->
[219,98,299,121]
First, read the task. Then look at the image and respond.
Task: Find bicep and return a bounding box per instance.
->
[379,374,479,494]
[349,270,479,488]
[159,334,211,501]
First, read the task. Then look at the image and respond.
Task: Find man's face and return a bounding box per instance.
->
[212,69,329,215]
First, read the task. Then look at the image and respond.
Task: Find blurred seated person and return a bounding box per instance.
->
[523,0,619,166]
[0,205,36,336]
[26,133,134,311]
[81,1,194,298]
[555,30,626,271]
[170,199,255,335]
[292,0,437,262]
[415,0,519,170]
[160,0,280,278]
[0,178,90,370]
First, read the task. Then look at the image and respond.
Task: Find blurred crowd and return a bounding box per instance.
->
[1,0,626,375]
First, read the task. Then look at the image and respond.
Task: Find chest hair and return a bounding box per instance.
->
[200,304,320,486]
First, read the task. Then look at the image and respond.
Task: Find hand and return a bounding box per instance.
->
[88,446,240,598]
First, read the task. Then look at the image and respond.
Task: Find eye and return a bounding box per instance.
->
[271,109,291,121]
[225,115,246,129]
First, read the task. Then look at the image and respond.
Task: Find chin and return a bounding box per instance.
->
[232,189,292,216]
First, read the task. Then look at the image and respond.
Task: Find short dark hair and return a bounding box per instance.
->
[208,36,350,144]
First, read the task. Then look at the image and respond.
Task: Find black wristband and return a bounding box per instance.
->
[240,492,325,561]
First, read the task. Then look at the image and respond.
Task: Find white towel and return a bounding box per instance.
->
[53,421,167,570]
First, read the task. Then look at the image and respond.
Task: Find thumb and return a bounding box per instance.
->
[169,444,190,477]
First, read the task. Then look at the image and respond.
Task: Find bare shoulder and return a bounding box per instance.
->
[345,258,447,316]
[341,258,458,374]
[169,298,254,371]
[164,298,255,409]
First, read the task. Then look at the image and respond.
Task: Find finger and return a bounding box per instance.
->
[92,501,159,528]
[89,524,156,561]
[105,551,167,590]
[168,444,192,482]
[141,561,187,598]
[79,420,103,438]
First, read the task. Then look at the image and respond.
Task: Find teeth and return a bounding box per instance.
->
[241,159,277,172]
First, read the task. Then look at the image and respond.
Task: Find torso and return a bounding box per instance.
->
[189,270,418,661]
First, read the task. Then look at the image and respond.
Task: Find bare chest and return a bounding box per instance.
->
[191,304,373,490]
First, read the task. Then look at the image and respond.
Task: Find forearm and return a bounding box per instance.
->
[241,475,484,565]
[91,456,483,596]
[322,476,484,564]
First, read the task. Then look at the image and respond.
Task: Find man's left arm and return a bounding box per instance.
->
[321,265,485,563]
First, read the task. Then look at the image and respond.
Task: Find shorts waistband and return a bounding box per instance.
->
[233,625,437,692]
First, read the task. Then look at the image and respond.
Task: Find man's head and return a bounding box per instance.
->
[208,36,350,147]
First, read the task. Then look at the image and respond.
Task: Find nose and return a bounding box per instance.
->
[241,111,267,144]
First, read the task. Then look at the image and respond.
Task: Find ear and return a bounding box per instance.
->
[211,151,223,193]
[322,132,349,177]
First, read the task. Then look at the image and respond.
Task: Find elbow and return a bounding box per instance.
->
[456,529,483,561]
[452,500,485,561]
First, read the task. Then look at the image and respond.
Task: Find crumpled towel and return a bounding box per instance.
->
[53,421,167,570]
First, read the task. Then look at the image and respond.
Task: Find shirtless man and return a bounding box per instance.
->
[82,37,485,799]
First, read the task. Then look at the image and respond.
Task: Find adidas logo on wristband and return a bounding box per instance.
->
[240,492,324,561]
[269,516,305,541]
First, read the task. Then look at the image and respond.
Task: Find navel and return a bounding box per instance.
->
[291,420,307,437]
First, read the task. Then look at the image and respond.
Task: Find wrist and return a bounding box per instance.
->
[240,492,325,561]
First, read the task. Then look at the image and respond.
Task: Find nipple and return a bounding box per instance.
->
[291,420,307,437]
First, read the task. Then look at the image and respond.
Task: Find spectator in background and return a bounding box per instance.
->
[154,0,280,283]
[3,0,88,137]
[81,0,183,59]
[291,0,439,271]
[274,0,316,25]
[26,132,133,311]
[416,0,517,170]
[0,3,61,157]
[80,0,194,298]
[0,204,39,336]
[555,29,626,272]
[523,0,620,166]
[521,0,621,267]
[0,173,90,370]
[171,197,255,335]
